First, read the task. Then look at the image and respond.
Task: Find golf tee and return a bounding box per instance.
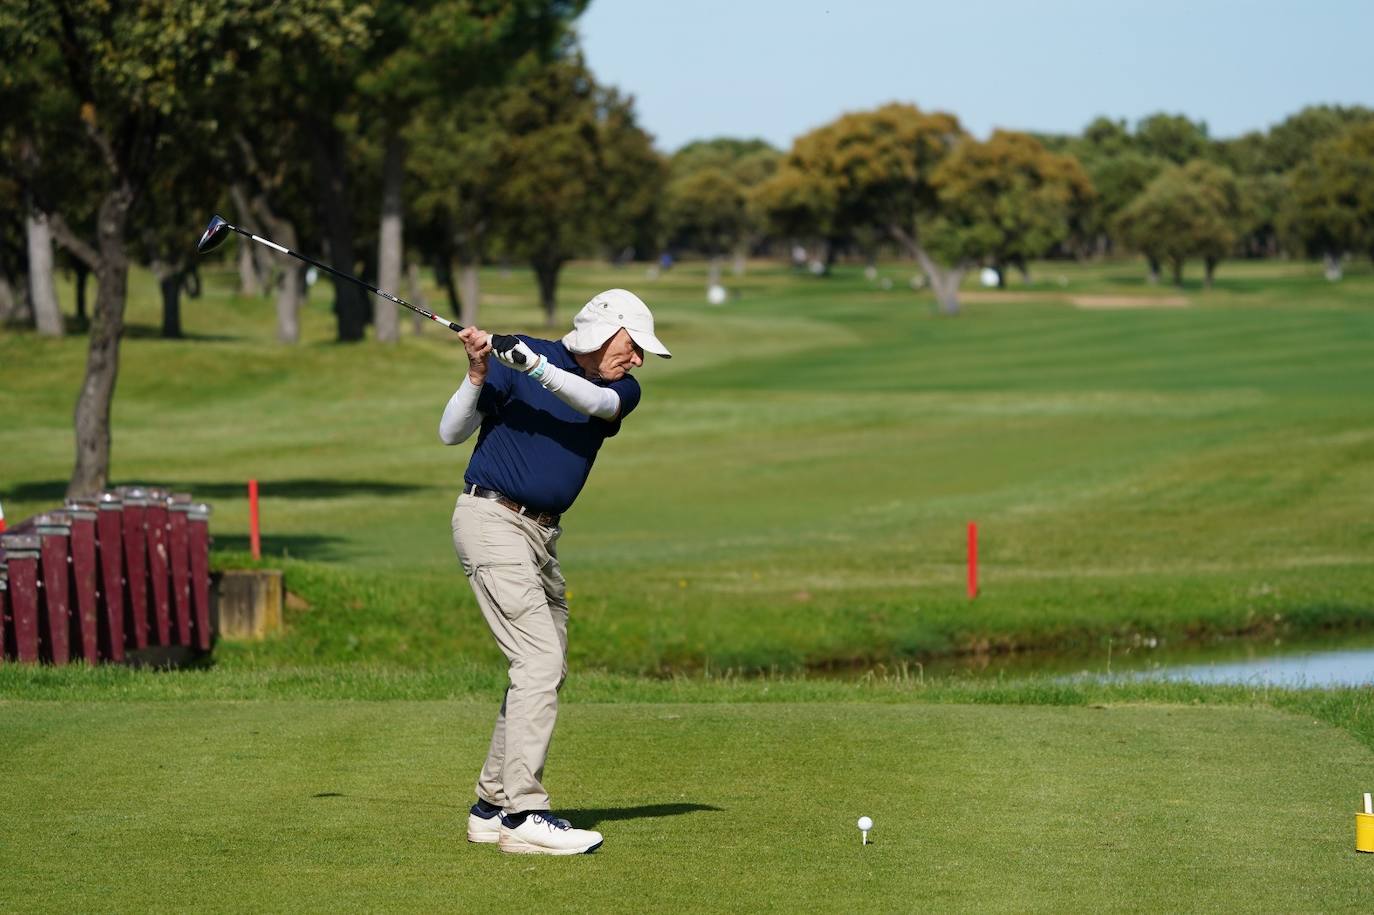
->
[1364,793,1372,815]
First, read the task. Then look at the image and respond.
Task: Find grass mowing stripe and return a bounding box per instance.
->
[0,700,1369,913]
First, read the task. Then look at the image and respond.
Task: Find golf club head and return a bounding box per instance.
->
[196,215,232,254]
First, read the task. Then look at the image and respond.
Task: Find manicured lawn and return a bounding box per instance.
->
[1,696,1370,912]
[9,256,1371,671]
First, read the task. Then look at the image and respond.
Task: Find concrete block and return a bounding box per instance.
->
[213,569,283,640]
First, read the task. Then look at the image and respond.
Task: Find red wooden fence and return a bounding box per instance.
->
[0,490,213,664]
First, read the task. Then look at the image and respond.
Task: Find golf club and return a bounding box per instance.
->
[196,214,524,363]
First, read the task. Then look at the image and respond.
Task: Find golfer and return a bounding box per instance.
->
[439,288,670,855]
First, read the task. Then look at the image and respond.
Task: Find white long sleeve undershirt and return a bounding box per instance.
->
[438,377,484,444]
[438,363,621,446]
[532,359,621,420]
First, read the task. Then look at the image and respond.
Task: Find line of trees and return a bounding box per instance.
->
[3,4,1373,495]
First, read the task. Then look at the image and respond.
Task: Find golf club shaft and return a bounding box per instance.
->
[227,224,523,360]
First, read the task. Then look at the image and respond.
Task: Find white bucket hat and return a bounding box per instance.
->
[562,288,671,359]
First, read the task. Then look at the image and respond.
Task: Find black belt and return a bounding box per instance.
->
[464,484,561,528]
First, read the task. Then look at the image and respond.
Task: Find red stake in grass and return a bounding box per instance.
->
[967,521,978,599]
[249,479,261,561]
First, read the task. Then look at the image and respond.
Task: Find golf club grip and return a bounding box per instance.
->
[489,333,526,365]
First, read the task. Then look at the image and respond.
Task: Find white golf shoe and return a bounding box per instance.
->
[468,802,570,844]
[467,807,502,844]
[498,812,603,855]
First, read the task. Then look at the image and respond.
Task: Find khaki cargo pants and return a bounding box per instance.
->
[451,493,569,813]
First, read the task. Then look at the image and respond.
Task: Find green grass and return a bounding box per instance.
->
[3,256,1374,672]
[2,692,1372,912]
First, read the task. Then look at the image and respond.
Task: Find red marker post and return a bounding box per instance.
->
[248,479,261,561]
[967,521,979,599]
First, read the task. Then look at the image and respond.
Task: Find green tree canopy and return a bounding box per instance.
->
[927,130,1096,284]
[1115,160,1241,287]
[1278,121,1374,278]
[488,53,665,325]
[0,0,368,497]
[1135,112,1210,165]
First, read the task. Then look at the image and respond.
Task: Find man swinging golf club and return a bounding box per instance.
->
[440,288,670,855]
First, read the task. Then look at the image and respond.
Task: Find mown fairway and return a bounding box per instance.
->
[3,257,1372,671]
[4,258,1374,912]
[1,695,1371,913]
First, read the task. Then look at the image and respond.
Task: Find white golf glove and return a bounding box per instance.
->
[490,336,543,374]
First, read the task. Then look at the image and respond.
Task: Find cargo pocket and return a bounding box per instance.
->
[474,562,545,622]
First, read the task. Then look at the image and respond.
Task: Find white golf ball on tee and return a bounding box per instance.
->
[857,816,873,831]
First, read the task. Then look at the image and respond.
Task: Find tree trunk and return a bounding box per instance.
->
[236,234,262,297]
[1204,257,1217,290]
[889,224,965,315]
[310,117,367,342]
[731,241,748,276]
[374,135,405,343]
[230,184,268,296]
[458,262,480,328]
[1171,259,1184,286]
[532,258,561,327]
[0,272,28,325]
[159,271,183,338]
[434,257,460,317]
[27,208,63,336]
[406,261,427,335]
[1146,256,1160,285]
[275,260,303,343]
[69,188,133,500]
[1323,252,1343,282]
[995,265,1007,289]
[73,262,90,328]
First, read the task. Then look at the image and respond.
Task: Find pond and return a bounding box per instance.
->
[911,630,1374,688]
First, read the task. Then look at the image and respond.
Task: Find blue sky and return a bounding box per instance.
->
[578,0,1374,153]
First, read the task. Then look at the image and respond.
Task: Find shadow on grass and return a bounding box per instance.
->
[304,796,723,826]
[2,478,429,504]
[556,803,724,827]
[123,324,243,342]
[214,533,351,561]
[309,792,466,811]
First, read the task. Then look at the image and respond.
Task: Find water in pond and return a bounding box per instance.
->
[910,630,1374,688]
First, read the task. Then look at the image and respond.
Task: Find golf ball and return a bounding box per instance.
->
[857,816,873,831]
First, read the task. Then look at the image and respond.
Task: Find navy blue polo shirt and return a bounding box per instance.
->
[464,336,642,514]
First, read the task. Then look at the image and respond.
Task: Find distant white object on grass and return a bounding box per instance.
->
[980,267,999,287]
[864,265,878,281]
[879,278,893,291]
[808,260,826,276]
[306,266,319,287]
[646,266,660,280]
[707,284,727,306]
[857,815,872,845]
[909,274,926,290]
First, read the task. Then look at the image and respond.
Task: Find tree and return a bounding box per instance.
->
[1135,112,1209,165]
[408,87,506,327]
[666,138,779,275]
[356,0,586,342]
[928,130,1095,286]
[490,54,664,326]
[1,0,368,498]
[1115,160,1241,287]
[1264,104,1374,174]
[753,103,969,308]
[1279,122,1374,280]
[661,168,749,287]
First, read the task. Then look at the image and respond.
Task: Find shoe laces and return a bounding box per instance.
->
[532,811,570,830]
